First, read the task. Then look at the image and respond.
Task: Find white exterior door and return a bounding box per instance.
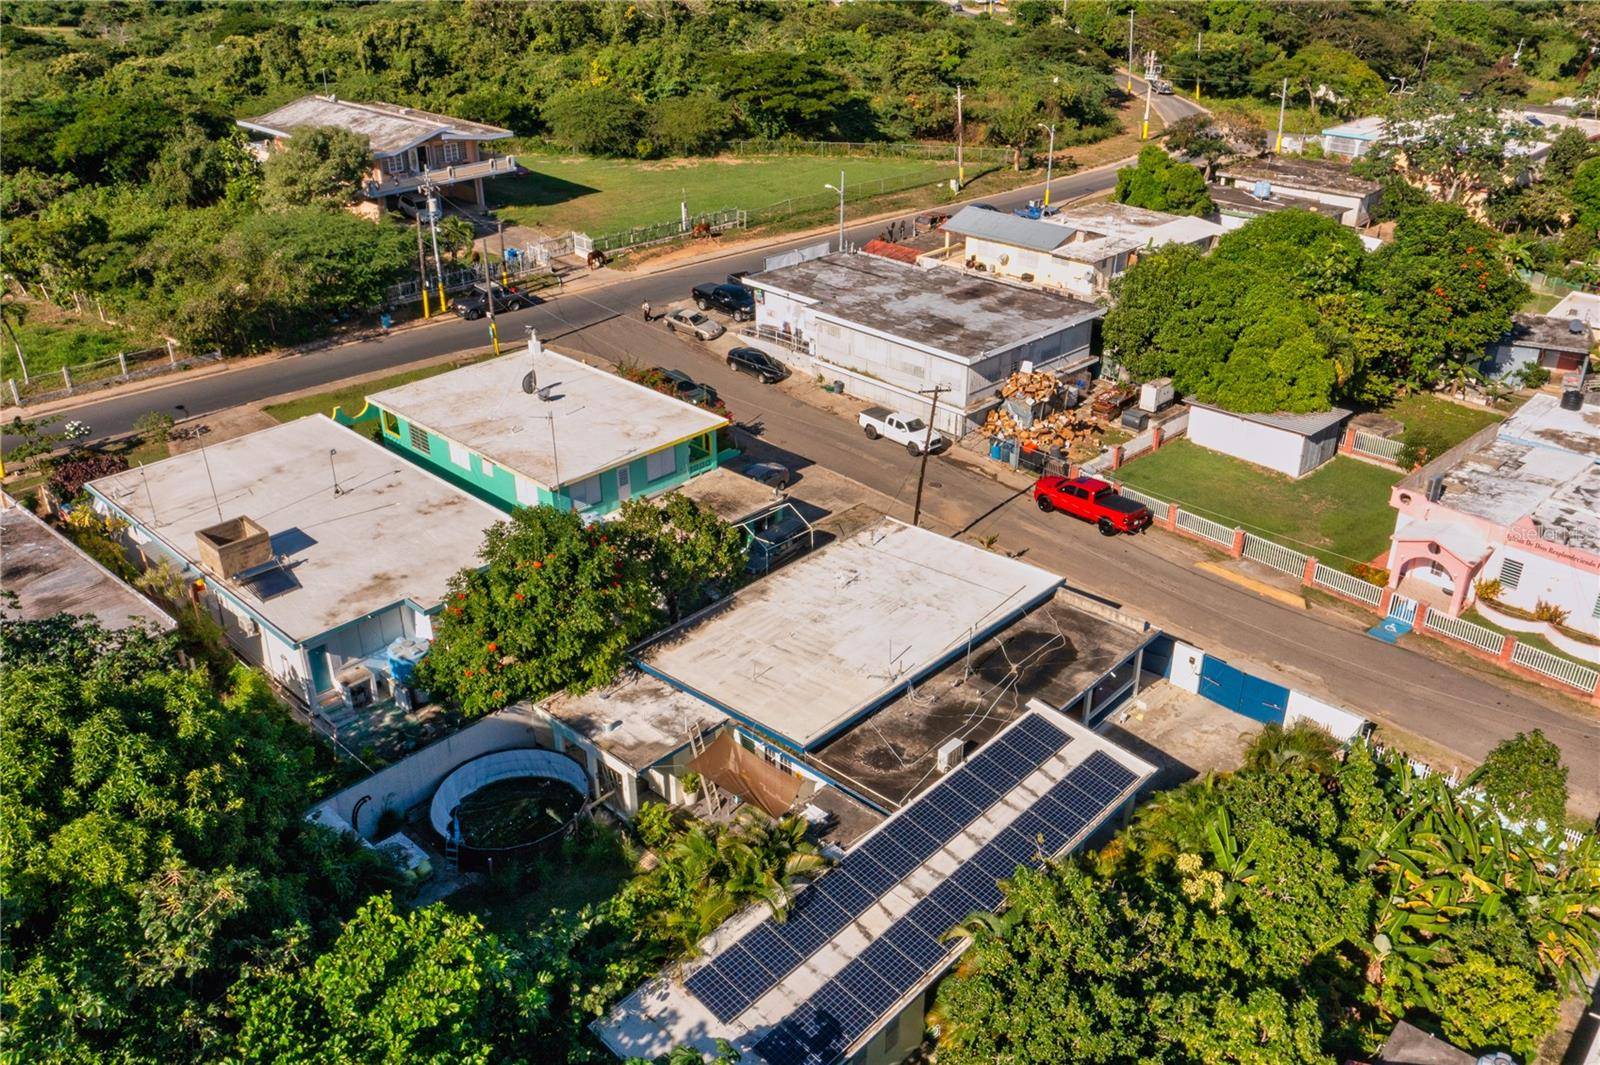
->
[615,464,632,502]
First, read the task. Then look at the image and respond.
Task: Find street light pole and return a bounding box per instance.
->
[1141,75,1154,141]
[824,171,846,251]
[1037,123,1056,206]
[954,84,966,189]
[421,176,447,312]
[1275,77,1289,154]
[1126,10,1135,93]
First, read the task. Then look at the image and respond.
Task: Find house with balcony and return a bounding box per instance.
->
[238,94,517,216]
[366,339,730,519]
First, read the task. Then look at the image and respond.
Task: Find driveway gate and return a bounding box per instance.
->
[1198,656,1289,725]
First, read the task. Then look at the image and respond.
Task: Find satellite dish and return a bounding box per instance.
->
[521,370,537,394]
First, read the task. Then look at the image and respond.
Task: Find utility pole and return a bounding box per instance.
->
[911,385,949,528]
[1275,78,1288,154]
[497,220,508,285]
[422,178,447,312]
[1038,122,1056,206]
[954,84,966,189]
[1196,30,1202,99]
[1141,74,1153,141]
[1420,37,1432,79]
[1126,10,1134,93]
[481,253,500,356]
[414,216,431,319]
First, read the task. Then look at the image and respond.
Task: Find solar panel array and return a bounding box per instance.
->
[684,715,1072,1024]
[750,747,1139,1065]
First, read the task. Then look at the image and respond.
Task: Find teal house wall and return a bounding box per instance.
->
[372,404,724,516]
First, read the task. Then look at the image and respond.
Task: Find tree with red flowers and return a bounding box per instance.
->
[1362,203,1527,390]
[419,498,746,717]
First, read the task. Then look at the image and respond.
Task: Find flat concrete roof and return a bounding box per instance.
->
[1502,312,1593,354]
[239,94,510,155]
[593,708,1155,1064]
[1,497,174,631]
[1187,398,1351,436]
[1550,291,1600,329]
[1217,156,1380,196]
[368,347,728,490]
[674,465,786,525]
[811,589,1152,810]
[745,252,1101,362]
[1045,202,1225,263]
[542,669,728,772]
[86,416,504,644]
[1207,183,1344,218]
[1429,395,1600,552]
[637,518,1063,751]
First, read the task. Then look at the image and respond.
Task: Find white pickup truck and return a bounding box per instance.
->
[858,406,950,457]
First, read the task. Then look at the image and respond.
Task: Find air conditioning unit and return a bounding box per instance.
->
[936,738,966,773]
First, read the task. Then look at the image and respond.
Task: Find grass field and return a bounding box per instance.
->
[262,353,495,423]
[489,152,963,237]
[1115,439,1403,568]
[1375,393,1505,448]
[3,315,153,381]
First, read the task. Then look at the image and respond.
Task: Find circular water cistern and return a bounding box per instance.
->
[429,749,589,870]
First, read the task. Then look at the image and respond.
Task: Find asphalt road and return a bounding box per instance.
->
[561,314,1600,815]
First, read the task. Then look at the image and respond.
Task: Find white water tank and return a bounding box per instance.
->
[1139,377,1175,413]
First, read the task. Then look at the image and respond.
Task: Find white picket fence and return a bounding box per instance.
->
[1512,642,1600,693]
[1117,485,1169,513]
[1421,608,1508,656]
[1242,533,1310,577]
[1351,431,1405,465]
[1312,562,1384,607]
[1175,509,1235,546]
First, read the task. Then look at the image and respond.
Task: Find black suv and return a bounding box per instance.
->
[451,282,536,320]
[691,283,754,321]
[726,347,789,384]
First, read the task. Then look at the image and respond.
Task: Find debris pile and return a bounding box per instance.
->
[999,369,1060,403]
[981,407,1102,449]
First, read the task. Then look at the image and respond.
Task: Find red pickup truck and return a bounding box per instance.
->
[1031,476,1152,536]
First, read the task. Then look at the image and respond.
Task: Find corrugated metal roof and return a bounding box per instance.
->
[941,205,1074,252]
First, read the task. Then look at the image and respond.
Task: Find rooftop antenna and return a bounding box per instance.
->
[328,448,343,496]
[138,462,158,527]
[174,404,223,523]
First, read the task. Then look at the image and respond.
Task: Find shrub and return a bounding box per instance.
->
[634,801,679,851]
[1349,562,1389,585]
[133,409,175,444]
[1515,364,1551,389]
[1397,424,1452,470]
[1532,599,1570,626]
[47,452,127,499]
[1473,577,1502,602]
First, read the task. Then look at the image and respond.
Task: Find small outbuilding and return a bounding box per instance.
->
[1185,398,1351,478]
[1482,312,1593,385]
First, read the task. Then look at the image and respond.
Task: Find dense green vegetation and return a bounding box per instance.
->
[1113,145,1213,216]
[419,498,748,717]
[1105,205,1526,412]
[935,725,1599,1064]
[0,614,402,1062]
[0,0,1120,363]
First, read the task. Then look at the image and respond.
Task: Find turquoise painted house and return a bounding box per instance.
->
[366,343,729,517]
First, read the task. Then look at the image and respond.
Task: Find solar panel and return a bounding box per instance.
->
[686,713,1077,1023]
[881,920,950,969]
[1084,750,1138,794]
[684,964,750,1023]
[860,937,922,991]
[834,958,899,1015]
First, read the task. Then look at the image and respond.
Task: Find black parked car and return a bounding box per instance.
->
[653,366,719,405]
[726,347,789,383]
[691,282,755,321]
[451,282,536,320]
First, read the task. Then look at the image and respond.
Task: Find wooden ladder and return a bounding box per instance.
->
[687,725,726,818]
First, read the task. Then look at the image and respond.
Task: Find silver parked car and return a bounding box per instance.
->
[663,308,726,341]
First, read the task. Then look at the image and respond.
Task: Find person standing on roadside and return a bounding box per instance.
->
[641,300,652,322]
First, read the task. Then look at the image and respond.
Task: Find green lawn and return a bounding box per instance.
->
[1115,439,1402,568]
[3,317,154,381]
[489,151,961,237]
[1462,608,1599,672]
[1375,393,1504,449]
[262,353,495,423]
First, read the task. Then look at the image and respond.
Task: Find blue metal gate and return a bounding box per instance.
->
[1198,655,1289,725]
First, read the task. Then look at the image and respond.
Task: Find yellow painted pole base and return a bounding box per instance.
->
[420,289,431,319]
[436,284,447,311]
[1141,121,1150,141]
